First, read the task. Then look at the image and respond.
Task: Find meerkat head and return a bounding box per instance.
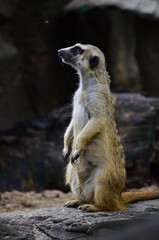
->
[58,43,105,73]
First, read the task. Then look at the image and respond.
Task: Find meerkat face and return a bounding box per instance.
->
[58,43,105,72]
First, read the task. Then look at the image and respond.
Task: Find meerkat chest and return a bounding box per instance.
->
[73,90,89,135]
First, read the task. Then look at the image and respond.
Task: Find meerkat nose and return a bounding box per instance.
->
[58,49,63,57]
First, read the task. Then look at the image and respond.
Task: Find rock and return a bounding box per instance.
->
[136,17,159,96]
[66,0,159,19]
[0,200,159,239]
[0,36,33,130]
[114,93,159,187]
[104,10,141,92]
[0,0,17,18]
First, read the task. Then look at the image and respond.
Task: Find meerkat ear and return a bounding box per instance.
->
[89,55,99,69]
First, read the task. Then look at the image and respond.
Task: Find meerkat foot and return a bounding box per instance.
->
[64,200,84,208]
[78,204,100,212]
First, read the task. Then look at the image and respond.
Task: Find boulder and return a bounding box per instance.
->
[114,93,159,187]
[0,0,17,18]
[0,200,159,239]
[66,0,159,19]
[0,37,34,130]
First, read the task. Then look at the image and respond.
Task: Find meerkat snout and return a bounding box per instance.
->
[57,49,63,57]
[58,44,85,68]
[58,49,72,63]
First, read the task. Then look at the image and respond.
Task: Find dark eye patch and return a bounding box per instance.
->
[71,46,84,55]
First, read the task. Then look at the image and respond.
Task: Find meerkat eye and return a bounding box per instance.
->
[72,46,84,55]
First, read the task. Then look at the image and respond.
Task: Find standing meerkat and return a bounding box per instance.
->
[58,43,159,212]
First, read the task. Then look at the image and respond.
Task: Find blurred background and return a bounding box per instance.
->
[0,0,159,211]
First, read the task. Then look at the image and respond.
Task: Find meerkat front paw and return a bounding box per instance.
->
[71,149,82,164]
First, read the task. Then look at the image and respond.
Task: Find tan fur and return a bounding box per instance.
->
[59,43,159,212]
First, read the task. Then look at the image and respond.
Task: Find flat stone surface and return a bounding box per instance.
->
[0,200,159,239]
[66,0,159,19]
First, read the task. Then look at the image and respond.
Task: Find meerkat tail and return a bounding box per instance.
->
[122,191,159,204]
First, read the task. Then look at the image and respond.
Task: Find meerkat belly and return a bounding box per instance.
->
[73,102,89,137]
[67,135,107,202]
[85,134,107,165]
[80,170,96,202]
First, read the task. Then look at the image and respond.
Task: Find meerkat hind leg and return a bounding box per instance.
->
[64,199,84,208]
[94,184,126,211]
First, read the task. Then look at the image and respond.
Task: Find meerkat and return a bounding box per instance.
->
[58,43,159,212]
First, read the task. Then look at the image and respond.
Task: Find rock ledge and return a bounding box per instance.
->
[0,200,159,239]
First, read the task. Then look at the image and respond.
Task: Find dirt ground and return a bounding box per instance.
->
[0,185,159,213]
[0,190,73,213]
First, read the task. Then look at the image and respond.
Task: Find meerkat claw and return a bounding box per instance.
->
[71,147,83,164]
[71,152,81,164]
